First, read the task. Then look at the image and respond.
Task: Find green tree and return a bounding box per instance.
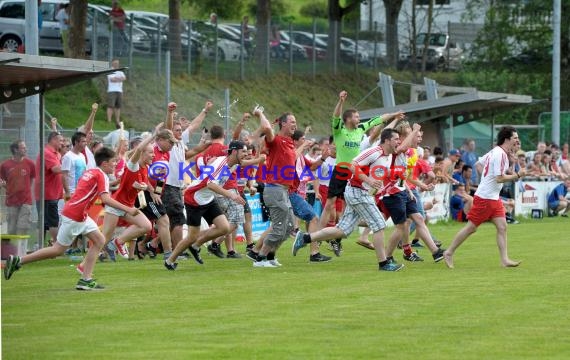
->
[300,2,327,19]
[169,0,182,61]
[383,0,404,67]
[183,0,246,19]
[327,0,362,64]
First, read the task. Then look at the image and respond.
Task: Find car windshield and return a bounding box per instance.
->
[416,33,446,47]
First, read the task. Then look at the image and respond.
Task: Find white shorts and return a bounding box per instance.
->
[57,215,99,247]
[104,204,126,217]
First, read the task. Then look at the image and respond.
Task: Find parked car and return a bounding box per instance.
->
[0,0,150,55]
[397,33,463,71]
[315,34,370,65]
[193,21,246,62]
[279,30,326,61]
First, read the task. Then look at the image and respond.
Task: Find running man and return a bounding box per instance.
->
[443,126,525,268]
[4,147,139,290]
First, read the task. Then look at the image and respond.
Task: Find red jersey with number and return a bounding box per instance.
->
[62,168,109,222]
[196,142,237,190]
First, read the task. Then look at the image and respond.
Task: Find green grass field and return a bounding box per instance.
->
[2,217,570,359]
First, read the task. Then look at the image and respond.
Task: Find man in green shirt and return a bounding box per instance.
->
[321,90,405,255]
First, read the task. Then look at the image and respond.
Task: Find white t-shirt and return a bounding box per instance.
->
[84,147,97,170]
[475,146,509,200]
[318,156,336,187]
[55,8,69,31]
[360,135,380,152]
[62,151,87,194]
[107,71,125,93]
[166,128,190,187]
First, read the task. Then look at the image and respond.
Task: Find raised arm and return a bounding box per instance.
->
[186,100,214,135]
[396,123,421,154]
[232,112,251,140]
[129,134,155,164]
[81,103,98,134]
[333,90,347,118]
[165,102,177,130]
[254,107,274,143]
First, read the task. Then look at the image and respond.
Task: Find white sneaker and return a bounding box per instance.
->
[113,238,129,259]
[253,260,277,268]
[268,259,282,267]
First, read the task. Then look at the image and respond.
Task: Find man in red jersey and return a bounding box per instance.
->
[35,131,65,243]
[0,140,36,235]
[4,147,139,290]
[249,107,297,268]
[444,126,526,268]
[164,140,247,270]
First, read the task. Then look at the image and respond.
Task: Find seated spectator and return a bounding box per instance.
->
[432,156,447,183]
[562,143,569,161]
[450,183,473,222]
[453,164,477,195]
[548,179,570,217]
[526,152,545,178]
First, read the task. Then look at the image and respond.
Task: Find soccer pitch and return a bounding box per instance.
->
[2,217,569,359]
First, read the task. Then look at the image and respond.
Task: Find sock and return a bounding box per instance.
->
[403,244,413,256]
[267,252,275,261]
[191,244,200,250]
[303,234,312,244]
[246,243,254,250]
[211,242,219,249]
[227,250,235,256]
[379,260,388,267]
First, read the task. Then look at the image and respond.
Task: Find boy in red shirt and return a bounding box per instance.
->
[4,147,139,290]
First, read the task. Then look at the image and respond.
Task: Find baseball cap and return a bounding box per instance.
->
[449,149,460,156]
[155,129,177,144]
[227,140,247,153]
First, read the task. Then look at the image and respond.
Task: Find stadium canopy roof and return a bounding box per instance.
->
[359,87,538,126]
[0,52,114,104]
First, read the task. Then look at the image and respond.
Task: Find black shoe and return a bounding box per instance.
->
[432,248,445,263]
[188,246,204,264]
[411,238,424,248]
[403,252,424,262]
[207,243,225,258]
[145,243,157,259]
[226,251,242,259]
[246,250,259,262]
[310,253,332,263]
[329,240,341,257]
[246,243,255,251]
[164,261,178,270]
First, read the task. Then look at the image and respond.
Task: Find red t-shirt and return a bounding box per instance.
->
[62,168,109,222]
[110,6,126,30]
[185,156,236,206]
[35,146,63,201]
[408,158,432,190]
[262,134,295,187]
[113,161,148,207]
[149,144,170,189]
[0,157,36,206]
[196,142,237,190]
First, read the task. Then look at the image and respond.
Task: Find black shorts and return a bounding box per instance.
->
[327,167,349,199]
[185,201,224,227]
[163,184,186,227]
[37,200,60,229]
[381,191,419,225]
[136,191,167,221]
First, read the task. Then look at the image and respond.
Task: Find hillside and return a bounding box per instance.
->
[44,69,459,137]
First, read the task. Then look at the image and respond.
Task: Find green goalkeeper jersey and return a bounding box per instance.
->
[332,115,384,167]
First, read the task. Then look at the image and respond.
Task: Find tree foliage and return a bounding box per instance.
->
[68,0,88,58]
[183,0,246,19]
[300,2,327,19]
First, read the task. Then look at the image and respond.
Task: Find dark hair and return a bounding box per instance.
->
[497,126,517,146]
[71,131,86,146]
[292,130,305,141]
[380,128,398,144]
[276,112,293,129]
[461,164,472,173]
[342,109,357,123]
[433,146,443,156]
[434,156,444,163]
[47,131,61,143]
[94,147,116,166]
[10,140,23,155]
[209,125,224,140]
[329,135,334,144]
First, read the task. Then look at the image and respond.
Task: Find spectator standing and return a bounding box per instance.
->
[61,132,88,201]
[106,60,126,127]
[0,140,36,235]
[109,0,127,56]
[55,3,70,57]
[103,123,129,149]
[35,131,65,244]
[461,138,478,184]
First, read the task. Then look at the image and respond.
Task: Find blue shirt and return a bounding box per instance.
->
[548,183,568,204]
[450,194,465,220]
[461,151,478,183]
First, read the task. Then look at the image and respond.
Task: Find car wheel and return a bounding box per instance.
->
[1,35,22,53]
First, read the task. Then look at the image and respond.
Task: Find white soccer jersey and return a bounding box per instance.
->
[475,146,509,200]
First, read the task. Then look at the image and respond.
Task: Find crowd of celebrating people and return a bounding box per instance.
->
[1,90,569,290]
